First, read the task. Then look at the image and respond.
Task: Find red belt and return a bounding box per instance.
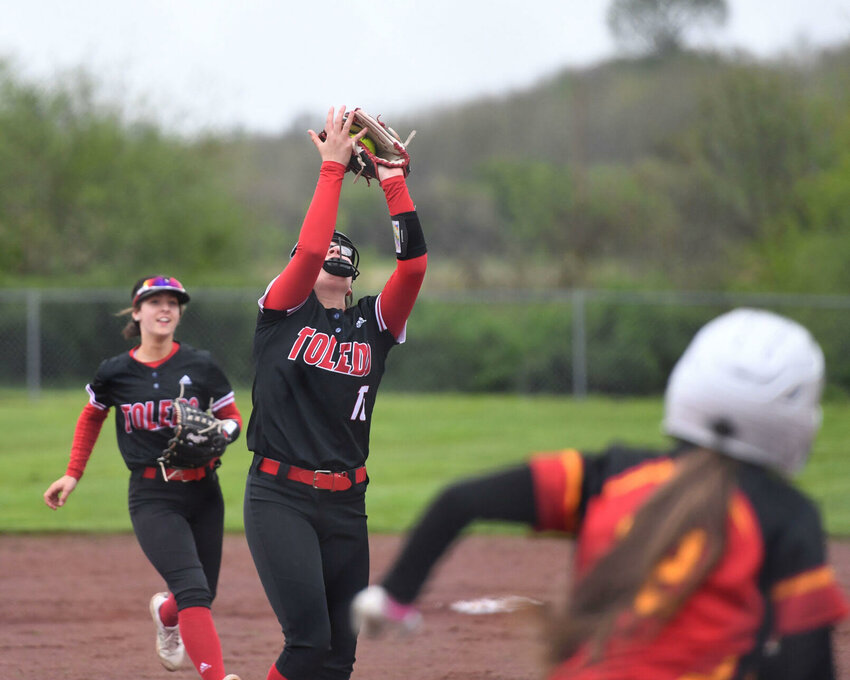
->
[143,459,219,482]
[258,457,367,492]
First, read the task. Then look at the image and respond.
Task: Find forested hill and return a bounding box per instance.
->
[2,45,850,293]
[220,44,850,293]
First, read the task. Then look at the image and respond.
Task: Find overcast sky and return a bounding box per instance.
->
[2,0,849,135]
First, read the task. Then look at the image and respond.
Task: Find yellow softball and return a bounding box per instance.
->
[351,132,376,154]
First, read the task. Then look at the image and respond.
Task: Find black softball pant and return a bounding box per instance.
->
[243,456,369,680]
[128,468,224,610]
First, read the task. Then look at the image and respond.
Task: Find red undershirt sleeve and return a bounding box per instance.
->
[378,175,427,338]
[381,175,415,214]
[379,258,427,339]
[263,161,347,311]
[66,404,109,480]
[213,402,242,429]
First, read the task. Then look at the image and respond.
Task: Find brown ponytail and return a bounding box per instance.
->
[116,306,140,340]
[545,448,739,666]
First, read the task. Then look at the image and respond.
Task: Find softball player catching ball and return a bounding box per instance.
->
[353,308,849,680]
[244,107,427,680]
[43,276,244,680]
[242,106,427,680]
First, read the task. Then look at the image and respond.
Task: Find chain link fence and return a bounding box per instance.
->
[3,288,850,399]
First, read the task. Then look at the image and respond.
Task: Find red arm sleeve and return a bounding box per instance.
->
[379,257,428,339]
[66,404,109,480]
[377,175,427,339]
[262,161,346,311]
[213,402,242,429]
[381,175,415,214]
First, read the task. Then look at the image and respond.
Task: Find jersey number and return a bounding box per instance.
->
[351,386,369,421]
[634,528,707,616]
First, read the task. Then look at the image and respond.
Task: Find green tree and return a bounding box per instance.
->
[658,64,815,275]
[607,0,728,55]
[0,63,250,284]
[739,104,850,293]
[478,160,574,281]
[478,159,678,285]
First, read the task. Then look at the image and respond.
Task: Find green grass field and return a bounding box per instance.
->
[2,389,849,535]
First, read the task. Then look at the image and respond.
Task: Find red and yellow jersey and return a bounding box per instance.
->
[531,447,848,680]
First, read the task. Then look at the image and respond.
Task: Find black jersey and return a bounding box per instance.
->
[247,291,398,470]
[86,343,236,470]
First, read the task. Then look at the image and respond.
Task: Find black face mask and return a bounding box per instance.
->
[290,232,361,280]
[322,233,360,280]
[322,257,358,279]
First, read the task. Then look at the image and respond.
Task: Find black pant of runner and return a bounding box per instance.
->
[243,454,369,680]
[128,468,224,609]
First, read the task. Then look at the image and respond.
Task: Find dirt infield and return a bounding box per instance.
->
[1,534,849,680]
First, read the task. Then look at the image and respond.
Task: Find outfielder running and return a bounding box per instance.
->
[242,106,427,680]
[353,308,849,680]
[43,276,244,680]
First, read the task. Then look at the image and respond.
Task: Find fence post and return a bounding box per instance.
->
[572,289,587,399]
[26,289,42,400]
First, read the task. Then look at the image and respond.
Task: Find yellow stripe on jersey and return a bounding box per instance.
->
[557,449,584,531]
[678,654,737,679]
[772,565,838,600]
[604,458,676,498]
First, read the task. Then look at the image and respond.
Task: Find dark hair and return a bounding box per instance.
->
[545,448,739,666]
[120,314,141,340]
[131,276,147,300]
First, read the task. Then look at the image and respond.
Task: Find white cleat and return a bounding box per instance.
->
[149,592,186,671]
[351,585,422,638]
